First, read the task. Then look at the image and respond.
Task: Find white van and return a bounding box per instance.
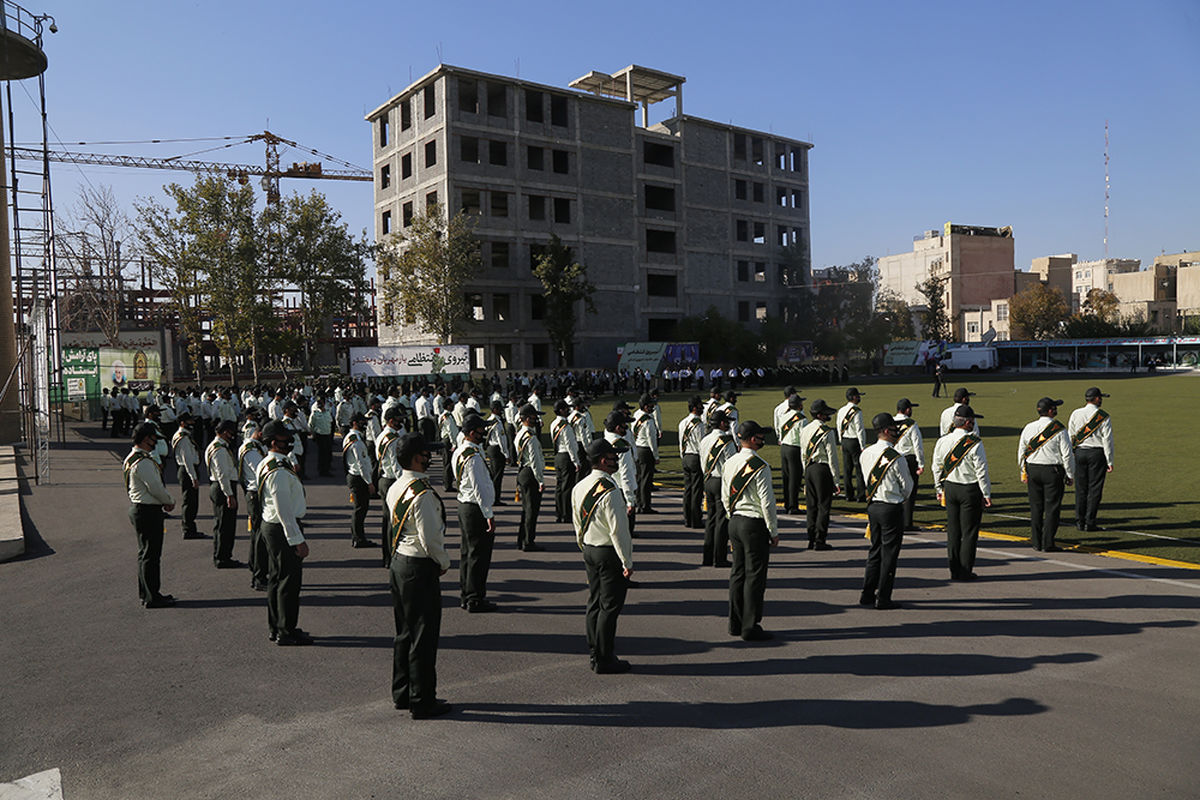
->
[940,346,998,372]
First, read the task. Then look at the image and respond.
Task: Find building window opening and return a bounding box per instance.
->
[646,229,676,254]
[643,141,674,168]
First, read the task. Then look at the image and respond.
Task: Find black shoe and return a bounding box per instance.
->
[393,698,409,710]
[269,631,278,642]
[251,580,267,591]
[143,595,176,608]
[215,559,241,569]
[713,560,731,568]
[1085,525,1104,532]
[594,658,632,674]
[875,600,902,610]
[642,508,659,514]
[904,525,921,532]
[411,700,453,719]
[494,501,508,507]
[807,541,816,550]
[859,593,877,607]
[466,600,499,613]
[351,539,377,549]
[1044,545,1063,552]
[814,542,834,551]
[741,627,774,642]
[701,560,714,567]
[953,572,978,581]
[276,632,314,646]
[182,532,205,540]
[522,543,544,552]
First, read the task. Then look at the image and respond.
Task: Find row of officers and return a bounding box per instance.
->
[122,384,1115,719]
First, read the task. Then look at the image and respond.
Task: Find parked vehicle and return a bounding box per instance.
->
[940,346,998,372]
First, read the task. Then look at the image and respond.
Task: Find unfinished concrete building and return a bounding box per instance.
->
[365,64,813,369]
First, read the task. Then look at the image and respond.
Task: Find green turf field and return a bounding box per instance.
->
[607,373,1200,565]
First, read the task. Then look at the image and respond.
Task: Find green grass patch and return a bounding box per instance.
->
[605,374,1200,565]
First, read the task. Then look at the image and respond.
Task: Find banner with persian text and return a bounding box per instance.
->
[349,345,470,378]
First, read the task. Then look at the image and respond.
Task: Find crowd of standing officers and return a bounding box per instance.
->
[119,373,1115,719]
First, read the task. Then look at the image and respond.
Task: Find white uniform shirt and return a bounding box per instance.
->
[258,452,306,545]
[205,437,238,496]
[343,430,372,479]
[124,447,173,506]
[799,419,839,473]
[677,412,705,458]
[604,430,637,503]
[486,413,512,460]
[453,441,495,518]
[376,426,403,480]
[931,428,991,498]
[1019,416,1075,479]
[238,438,267,493]
[514,423,545,483]
[570,408,594,450]
[632,409,659,458]
[721,447,779,534]
[859,439,913,504]
[837,402,867,447]
[893,413,925,468]
[777,407,806,448]
[388,470,449,570]
[572,470,633,570]
[1067,403,1115,466]
[551,415,581,466]
[172,428,200,484]
[941,402,984,438]
[699,429,736,481]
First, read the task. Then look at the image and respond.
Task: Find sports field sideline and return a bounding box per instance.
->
[631,372,1200,566]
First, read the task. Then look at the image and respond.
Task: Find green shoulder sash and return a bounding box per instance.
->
[703,433,732,477]
[839,406,859,436]
[578,476,616,540]
[1071,408,1110,448]
[123,450,158,491]
[728,454,768,510]
[454,446,480,483]
[865,446,902,501]
[1022,419,1065,464]
[389,478,436,552]
[939,434,981,481]
[805,424,831,462]
[780,412,803,441]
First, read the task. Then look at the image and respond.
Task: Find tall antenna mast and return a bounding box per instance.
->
[1104,120,1110,259]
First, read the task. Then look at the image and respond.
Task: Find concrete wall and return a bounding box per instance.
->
[1177,264,1200,316]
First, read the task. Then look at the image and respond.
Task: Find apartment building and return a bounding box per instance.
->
[365,64,813,370]
[1071,257,1141,310]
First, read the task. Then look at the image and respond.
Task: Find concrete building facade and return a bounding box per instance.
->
[1071,257,1141,310]
[365,64,813,369]
[878,223,1015,341]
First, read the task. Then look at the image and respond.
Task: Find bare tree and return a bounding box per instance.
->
[57,185,135,344]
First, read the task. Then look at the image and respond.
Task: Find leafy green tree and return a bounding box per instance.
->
[274,191,372,369]
[1082,288,1120,322]
[673,305,760,364]
[376,204,482,345]
[532,234,596,366]
[915,275,952,342]
[1009,282,1069,340]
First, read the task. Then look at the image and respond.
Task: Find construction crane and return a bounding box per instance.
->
[8,130,371,203]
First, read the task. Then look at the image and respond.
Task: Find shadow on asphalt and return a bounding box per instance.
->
[453,696,1047,729]
[632,651,1099,678]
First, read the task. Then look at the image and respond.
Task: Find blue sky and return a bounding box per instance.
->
[21,0,1200,273]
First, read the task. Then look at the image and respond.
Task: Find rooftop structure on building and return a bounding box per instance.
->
[366,64,813,370]
[878,223,1014,341]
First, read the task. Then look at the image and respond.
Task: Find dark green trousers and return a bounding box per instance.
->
[129,503,165,602]
[554,452,576,523]
[209,483,236,563]
[485,445,506,501]
[263,521,303,638]
[1027,463,1065,550]
[378,475,396,566]
[347,474,371,545]
[728,516,770,636]
[458,502,493,605]
[703,476,729,565]
[516,467,541,548]
[804,462,834,545]
[1074,447,1107,530]
[584,544,628,665]
[863,501,905,604]
[245,491,266,585]
[944,481,982,578]
[390,554,442,710]
[842,440,865,502]
[634,446,655,512]
[682,453,703,528]
[179,472,199,536]
[781,445,803,512]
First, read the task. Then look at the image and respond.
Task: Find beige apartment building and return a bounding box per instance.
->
[1071,257,1141,310]
[365,64,813,370]
[878,223,1015,341]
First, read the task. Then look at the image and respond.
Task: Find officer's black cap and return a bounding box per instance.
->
[639,393,655,408]
[585,438,617,460]
[384,406,403,422]
[725,390,738,402]
[132,422,160,443]
[554,399,570,416]
[810,399,835,418]
[1085,387,1110,399]
[846,387,864,400]
[1036,397,1064,413]
[612,400,633,411]
[350,412,368,425]
[461,414,487,434]
[896,398,918,411]
[397,432,445,468]
[519,403,545,419]
[954,405,983,420]
[710,409,731,425]
[215,420,237,435]
[872,412,899,432]
[177,411,194,422]
[787,394,806,410]
[261,421,288,441]
[736,420,767,441]
[954,387,974,401]
[491,399,504,412]
[604,411,629,431]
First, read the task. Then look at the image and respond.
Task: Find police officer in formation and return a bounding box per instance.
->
[205,420,240,568]
[1068,387,1115,532]
[377,407,406,564]
[570,395,595,478]
[514,403,546,552]
[386,432,452,719]
[1019,397,1074,552]
[772,386,799,511]
[573,438,635,673]
[932,405,991,581]
[859,413,912,610]
[722,421,780,641]
[125,422,176,608]
[344,413,377,549]
[837,387,868,502]
[940,387,980,436]
[699,409,736,566]
[631,394,659,514]
[799,399,840,550]
[551,400,581,523]
[603,410,638,536]
[239,423,268,590]
[776,393,806,515]
[677,396,706,529]
[485,400,512,504]
[893,398,925,531]
[453,414,498,613]
[172,412,202,539]
[258,420,311,646]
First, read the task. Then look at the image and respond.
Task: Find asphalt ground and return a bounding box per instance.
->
[3,422,1199,799]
